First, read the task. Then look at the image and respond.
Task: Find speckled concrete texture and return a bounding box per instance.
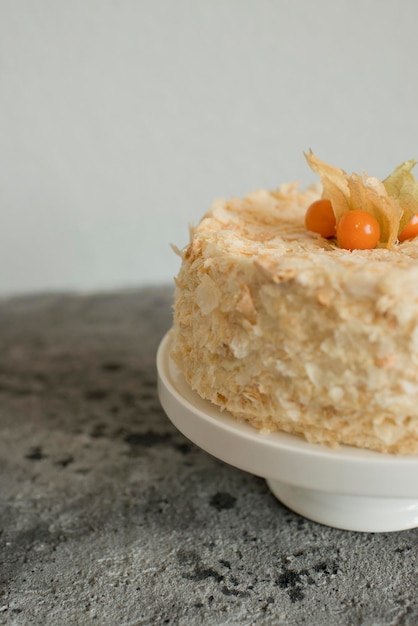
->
[0,287,417,625]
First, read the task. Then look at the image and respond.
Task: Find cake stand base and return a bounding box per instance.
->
[266,479,418,533]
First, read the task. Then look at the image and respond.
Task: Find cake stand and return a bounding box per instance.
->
[157,332,418,533]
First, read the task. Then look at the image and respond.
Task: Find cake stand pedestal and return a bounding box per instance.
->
[266,480,418,533]
[157,332,418,533]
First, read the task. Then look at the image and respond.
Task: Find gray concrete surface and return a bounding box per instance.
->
[0,287,417,625]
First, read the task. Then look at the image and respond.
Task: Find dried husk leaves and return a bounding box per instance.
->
[304,151,350,224]
[383,160,418,232]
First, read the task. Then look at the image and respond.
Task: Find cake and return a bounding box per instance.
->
[171,153,418,455]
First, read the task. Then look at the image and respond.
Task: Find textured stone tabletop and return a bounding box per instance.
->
[0,287,417,625]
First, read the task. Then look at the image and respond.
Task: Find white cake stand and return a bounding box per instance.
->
[157,332,418,533]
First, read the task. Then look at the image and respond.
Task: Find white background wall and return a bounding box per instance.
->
[1,0,418,295]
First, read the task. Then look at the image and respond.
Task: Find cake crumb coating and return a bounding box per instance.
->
[171,183,418,454]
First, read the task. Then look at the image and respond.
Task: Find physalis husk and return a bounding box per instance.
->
[383,160,418,233]
[305,150,418,248]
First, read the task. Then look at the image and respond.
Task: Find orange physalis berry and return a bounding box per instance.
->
[305,199,336,238]
[398,214,418,242]
[336,210,380,250]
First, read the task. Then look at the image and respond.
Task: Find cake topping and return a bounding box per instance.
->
[399,214,418,242]
[304,198,336,238]
[305,151,418,248]
[336,209,380,251]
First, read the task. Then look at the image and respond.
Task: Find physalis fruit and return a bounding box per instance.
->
[336,210,380,250]
[305,199,336,238]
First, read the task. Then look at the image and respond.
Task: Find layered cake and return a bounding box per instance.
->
[171,153,418,454]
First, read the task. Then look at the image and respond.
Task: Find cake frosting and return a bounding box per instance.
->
[171,179,418,455]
